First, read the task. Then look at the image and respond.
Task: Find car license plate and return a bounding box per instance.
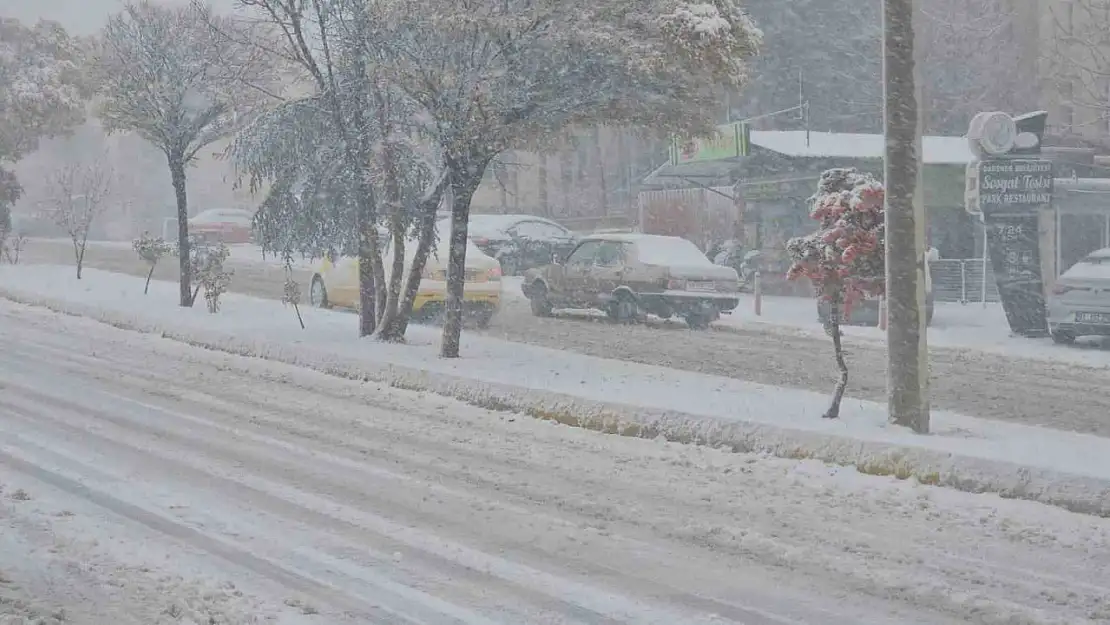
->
[687,281,716,292]
[1076,312,1110,324]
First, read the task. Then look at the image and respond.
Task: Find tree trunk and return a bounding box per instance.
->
[374,116,409,343]
[394,179,450,337]
[351,154,384,337]
[440,170,483,359]
[823,302,849,420]
[375,225,407,342]
[357,218,378,337]
[144,264,155,294]
[593,127,609,216]
[71,238,83,279]
[538,153,550,219]
[168,155,192,307]
[883,0,930,433]
[76,230,90,280]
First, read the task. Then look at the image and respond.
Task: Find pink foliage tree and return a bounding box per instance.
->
[786,168,885,419]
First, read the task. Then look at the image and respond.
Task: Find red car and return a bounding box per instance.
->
[188,208,255,244]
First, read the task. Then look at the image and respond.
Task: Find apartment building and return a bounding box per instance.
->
[468,127,666,229]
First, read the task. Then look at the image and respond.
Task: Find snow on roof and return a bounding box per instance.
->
[583,233,712,266]
[190,208,254,225]
[583,232,659,243]
[750,130,974,165]
[437,214,567,238]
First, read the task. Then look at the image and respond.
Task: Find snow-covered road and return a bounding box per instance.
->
[18,238,1110,436]
[1,302,1109,624]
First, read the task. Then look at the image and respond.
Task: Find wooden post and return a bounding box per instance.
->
[753,271,762,316]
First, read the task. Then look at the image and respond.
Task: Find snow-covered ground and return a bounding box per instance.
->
[2,265,1109,509]
[718,292,1110,364]
[1,300,1108,624]
[67,238,321,271]
[58,238,1110,369]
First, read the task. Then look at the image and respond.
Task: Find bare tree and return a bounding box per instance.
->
[94,1,273,306]
[47,160,112,279]
[736,0,1028,135]
[1046,0,1110,139]
[919,0,1032,134]
[2,231,27,264]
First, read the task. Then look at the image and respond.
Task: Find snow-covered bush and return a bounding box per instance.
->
[281,263,305,329]
[181,239,233,313]
[132,231,172,294]
[786,168,885,419]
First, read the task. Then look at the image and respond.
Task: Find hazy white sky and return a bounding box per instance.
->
[3,0,236,35]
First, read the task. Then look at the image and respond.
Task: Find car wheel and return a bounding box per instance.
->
[607,292,639,324]
[529,281,553,317]
[1051,330,1075,345]
[684,313,712,330]
[309,275,330,309]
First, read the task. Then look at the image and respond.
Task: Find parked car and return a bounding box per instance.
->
[817,248,937,326]
[521,233,741,330]
[188,208,255,245]
[440,214,577,276]
[308,225,503,327]
[1047,247,1110,344]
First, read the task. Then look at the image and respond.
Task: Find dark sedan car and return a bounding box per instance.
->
[440,214,577,276]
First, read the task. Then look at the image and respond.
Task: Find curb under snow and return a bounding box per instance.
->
[3,286,1108,518]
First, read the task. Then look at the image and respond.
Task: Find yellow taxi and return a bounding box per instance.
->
[308,228,502,327]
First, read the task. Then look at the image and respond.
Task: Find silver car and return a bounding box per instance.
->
[1047,247,1110,344]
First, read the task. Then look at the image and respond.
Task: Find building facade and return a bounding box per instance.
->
[468,128,666,230]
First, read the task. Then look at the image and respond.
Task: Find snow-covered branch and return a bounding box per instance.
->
[94,2,274,163]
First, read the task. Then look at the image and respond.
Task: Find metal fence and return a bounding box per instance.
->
[929,258,1000,304]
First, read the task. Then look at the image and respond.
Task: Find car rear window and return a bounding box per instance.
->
[1063,256,1110,280]
[634,237,712,267]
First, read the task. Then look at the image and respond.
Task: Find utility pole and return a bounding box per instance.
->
[883,0,930,433]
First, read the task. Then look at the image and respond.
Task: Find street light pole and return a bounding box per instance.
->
[883,0,930,433]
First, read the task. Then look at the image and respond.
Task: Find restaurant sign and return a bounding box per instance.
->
[974,159,1053,217]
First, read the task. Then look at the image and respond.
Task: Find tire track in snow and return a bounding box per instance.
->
[0,326,831,625]
[2,304,1107,624]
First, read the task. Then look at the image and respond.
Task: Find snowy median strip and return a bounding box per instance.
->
[2,264,1109,517]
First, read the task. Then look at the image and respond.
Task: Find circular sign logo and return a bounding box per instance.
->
[968,111,1017,157]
